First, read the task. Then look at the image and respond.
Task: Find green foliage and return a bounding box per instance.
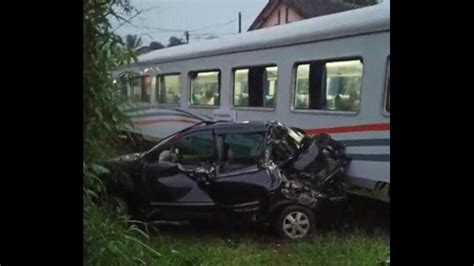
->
[83,0,164,265]
[168,36,185,47]
[84,199,162,265]
[83,0,136,165]
[125,34,143,50]
[131,232,389,266]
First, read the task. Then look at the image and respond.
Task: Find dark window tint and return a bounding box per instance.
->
[219,132,265,172]
[173,130,215,165]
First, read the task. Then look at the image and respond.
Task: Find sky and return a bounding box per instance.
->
[112,0,268,46]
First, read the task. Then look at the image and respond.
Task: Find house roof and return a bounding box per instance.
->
[286,0,361,18]
[248,0,363,31]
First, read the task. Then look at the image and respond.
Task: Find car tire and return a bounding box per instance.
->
[274,205,316,240]
[108,195,129,216]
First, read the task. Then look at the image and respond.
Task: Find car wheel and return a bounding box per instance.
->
[274,205,315,240]
[108,195,129,216]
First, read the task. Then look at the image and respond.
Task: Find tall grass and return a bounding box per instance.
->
[140,231,389,266]
[85,197,389,266]
[84,198,162,265]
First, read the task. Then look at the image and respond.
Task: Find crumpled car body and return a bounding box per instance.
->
[102,120,351,237]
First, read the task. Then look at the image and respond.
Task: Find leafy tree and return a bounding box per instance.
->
[149,41,165,50]
[125,34,142,50]
[84,0,160,264]
[168,36,185,47]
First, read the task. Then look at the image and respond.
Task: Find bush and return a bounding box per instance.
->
[83,0,162,264]
[84,195,161,265]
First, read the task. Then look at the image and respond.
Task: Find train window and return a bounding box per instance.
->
[294,59,363,112]
[233,65,278,108]
[157,73,181,105]
[129,76,152,103]
[189,70,220,107]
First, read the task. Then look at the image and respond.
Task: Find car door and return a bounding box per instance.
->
[208,129,273,210]
[142,129,217,219]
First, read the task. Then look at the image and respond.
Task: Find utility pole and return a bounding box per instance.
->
[238,12,242,33]
[185,31,189,44]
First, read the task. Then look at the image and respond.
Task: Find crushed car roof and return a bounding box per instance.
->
[189,120,267,131]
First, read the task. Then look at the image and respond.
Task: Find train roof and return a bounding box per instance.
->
[132,0,389,68]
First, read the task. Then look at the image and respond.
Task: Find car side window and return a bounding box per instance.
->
[172,130,216,167]
[219,131,265,172]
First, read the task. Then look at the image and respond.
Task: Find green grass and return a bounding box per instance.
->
[145,227,389,266]
[85,198,389,266]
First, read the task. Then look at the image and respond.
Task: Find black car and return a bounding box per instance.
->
[102,120,351,239]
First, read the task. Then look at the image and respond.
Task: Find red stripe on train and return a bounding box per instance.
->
[133,119,199,126]
[133,119,390,134]
[304,123,390,134]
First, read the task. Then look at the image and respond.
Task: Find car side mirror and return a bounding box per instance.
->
[153,160,183,176]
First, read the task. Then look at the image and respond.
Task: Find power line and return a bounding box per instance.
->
[112,6,162,32]
[121,15,249,44]
[124,23,187,33]
[189,19,237,32]
[125,18,238,33]
[189,32,238,36]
